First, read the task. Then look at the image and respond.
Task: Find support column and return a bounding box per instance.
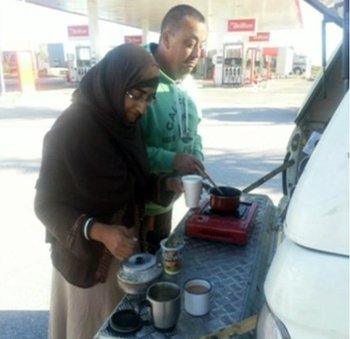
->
[0,53,5,95]
[0,0,6,94]
[142,18,149,45]
[206,0,213,49]
[87,0,100,63]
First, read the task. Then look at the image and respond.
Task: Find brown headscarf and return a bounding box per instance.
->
[36,44,159,217]
[73,43,159,139]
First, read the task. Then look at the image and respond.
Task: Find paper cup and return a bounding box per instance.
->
[181,175,202,208]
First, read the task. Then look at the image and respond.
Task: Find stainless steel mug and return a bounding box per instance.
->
[145,281,181,331]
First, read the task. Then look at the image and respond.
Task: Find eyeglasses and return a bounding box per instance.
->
[126,90,156,105]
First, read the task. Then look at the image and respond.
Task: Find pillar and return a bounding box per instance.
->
[142,18,149,45]
[87,0,100,63]
[0,0,6,94]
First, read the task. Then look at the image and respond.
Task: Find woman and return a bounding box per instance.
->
[34,44,174,339]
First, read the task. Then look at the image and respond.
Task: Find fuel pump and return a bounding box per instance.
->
[245,47,262,85]
[76,46,91,82]
[222,43,244,86]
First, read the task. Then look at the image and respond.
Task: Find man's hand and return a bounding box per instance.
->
[90,222,139,261]
[174,153,204,174]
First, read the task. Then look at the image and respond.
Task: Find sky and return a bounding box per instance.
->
[0,0,343,66]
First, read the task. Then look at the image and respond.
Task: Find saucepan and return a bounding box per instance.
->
[206,185,241,214]
[200,159,295,214]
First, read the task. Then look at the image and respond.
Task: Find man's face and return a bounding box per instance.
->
[163,16,207,79]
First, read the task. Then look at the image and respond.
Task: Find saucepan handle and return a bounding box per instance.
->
[202,181,212,192]
[242,159,295,193]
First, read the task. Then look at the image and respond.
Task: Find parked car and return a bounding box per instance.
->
[292,54,309,75]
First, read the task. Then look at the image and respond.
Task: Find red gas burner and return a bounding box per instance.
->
[185,200,258,245]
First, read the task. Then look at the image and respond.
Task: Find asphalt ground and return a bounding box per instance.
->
[0,77,313,338]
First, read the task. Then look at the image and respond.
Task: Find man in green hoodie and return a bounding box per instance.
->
[141,4,207,253]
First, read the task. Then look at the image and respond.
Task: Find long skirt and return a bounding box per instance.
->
[49,262,124,339]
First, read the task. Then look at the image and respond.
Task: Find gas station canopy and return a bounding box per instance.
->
[26,0,304,32]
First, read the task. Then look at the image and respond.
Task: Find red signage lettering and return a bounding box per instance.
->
[228,19,256,32]
[124,36,143,45]
[249,32,270,42]
[67,25,89,38]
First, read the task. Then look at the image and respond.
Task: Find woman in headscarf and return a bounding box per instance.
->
[34,44,175,339]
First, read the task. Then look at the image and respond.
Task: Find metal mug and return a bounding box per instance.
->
[141,281,181,331]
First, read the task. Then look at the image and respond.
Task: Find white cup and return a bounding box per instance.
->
[184,278,212,316]
[181,175,202,208]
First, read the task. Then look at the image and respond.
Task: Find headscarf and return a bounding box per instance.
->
[37,44,159,214]
[73,43,159,139]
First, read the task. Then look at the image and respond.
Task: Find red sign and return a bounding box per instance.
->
[228,19,255,32]
[249,32,270,42]
[263,47,278,57]
[67,25,89,38]
[124,35,143,45]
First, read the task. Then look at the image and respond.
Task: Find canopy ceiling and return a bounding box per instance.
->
[26,0,304,32]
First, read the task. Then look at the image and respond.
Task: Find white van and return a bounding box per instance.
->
[256,1,349,337]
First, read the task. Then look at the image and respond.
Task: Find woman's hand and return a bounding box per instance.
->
[90,222,139,261]
[165,177,184,193]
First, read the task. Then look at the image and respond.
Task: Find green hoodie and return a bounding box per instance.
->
[141,43,203,215]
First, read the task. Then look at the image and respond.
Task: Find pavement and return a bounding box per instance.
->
[0,77,313,338]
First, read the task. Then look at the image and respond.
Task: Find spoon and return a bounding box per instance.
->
[195,166,225,196]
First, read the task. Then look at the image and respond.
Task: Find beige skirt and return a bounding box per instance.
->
[49,262,124,339]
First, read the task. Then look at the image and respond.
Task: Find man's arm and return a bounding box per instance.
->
[147,146,176,173]
[193,132,204,161]
[147,145,203,174]
[182,78,204,162]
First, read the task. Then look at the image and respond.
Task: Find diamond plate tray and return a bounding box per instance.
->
[95,194,277,339]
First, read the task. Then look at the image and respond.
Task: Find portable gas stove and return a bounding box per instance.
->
[185,200,258,245]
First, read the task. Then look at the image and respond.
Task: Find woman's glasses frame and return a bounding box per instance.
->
[126,89,156,105]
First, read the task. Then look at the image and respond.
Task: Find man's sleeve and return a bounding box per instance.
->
[193,133,204,161]
[182,76,204,162]
[140,108,177,173]
[146,146,176,173]
[192,105,204,161]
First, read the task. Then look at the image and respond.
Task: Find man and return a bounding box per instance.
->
[141,4,207,253]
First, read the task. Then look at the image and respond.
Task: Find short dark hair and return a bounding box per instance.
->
[160,4,205,33]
